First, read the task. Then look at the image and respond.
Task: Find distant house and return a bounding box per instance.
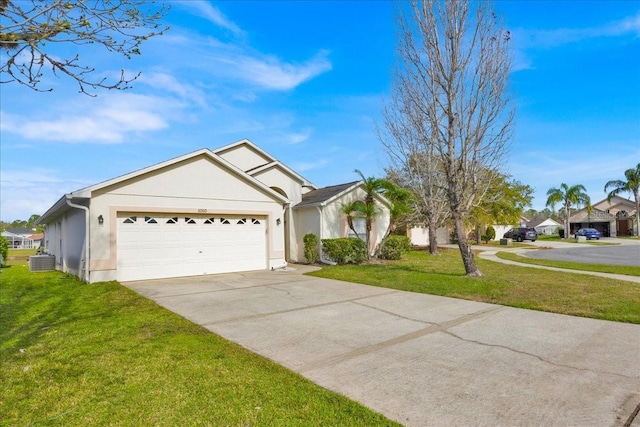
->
[1,228,36,249]
[406,225,451,246]
[37,139,391,283]
[494,216,529,241]
[569,195,636,237]
[527,217,562,235]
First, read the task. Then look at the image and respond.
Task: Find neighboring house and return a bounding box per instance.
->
[1,228,36,249]
[407,216,530,245]
[569,195,636,237]
[406,226,450,246]
[294,181,391,259]
[37,139,391,283]
[494,216,529,241]
[527,217,562,235]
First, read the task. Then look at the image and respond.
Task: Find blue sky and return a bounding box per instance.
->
[1,0,639,222]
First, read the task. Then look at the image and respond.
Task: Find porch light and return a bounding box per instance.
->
[276,218,281,225]
[98,215,104,225]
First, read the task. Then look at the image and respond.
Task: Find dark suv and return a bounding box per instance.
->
[503,227,538,242]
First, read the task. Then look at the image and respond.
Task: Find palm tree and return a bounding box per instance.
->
[604,163,640,237]
[546,183,591,239]
[353,170,386,257]
[341,201,365,240]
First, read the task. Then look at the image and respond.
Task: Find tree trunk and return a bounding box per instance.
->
[453,212,482,277]
[428,217,439,255]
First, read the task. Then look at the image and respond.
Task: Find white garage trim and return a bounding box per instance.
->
[117,213,267,281]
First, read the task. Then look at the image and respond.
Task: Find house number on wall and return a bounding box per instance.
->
[197,209,207,213]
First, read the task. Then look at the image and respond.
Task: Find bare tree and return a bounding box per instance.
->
[381,0,514,276]
[1,0,168,95]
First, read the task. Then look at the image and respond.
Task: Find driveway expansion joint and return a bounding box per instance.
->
[298,305,503,374]
[201,289,401,326]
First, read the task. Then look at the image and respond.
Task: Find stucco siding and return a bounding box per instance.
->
[216,144,272,172]
[251,166,303,204]
[293,207,320,262]
[61,209,86,276]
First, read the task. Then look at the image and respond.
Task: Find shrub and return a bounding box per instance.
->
[482,225,496,244]
[303,233,319,264]
[0,235,8,266]
[377,235,411,260]
[321,238,367,265]
[558,228,565,238]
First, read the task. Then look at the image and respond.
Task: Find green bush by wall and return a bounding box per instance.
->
[321,238,367,265]
[303,233,319,264]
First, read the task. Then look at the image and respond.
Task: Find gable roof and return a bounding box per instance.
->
[213,139,317,189]
[38,147,289,224]
[527,217,562,228]
[294,181,363,209]
[4,228,35,236]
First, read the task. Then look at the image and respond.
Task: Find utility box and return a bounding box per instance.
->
[500,238,512,246]
[575,236,587,243]
[29,255,56,272]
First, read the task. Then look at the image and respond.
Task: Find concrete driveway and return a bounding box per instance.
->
[124,266,640,427]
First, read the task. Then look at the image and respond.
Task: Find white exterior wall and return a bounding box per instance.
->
[252,166,305,262]
[216,144,271,172]
[88,156,286,282]
[408,226,450,246]
[44,209,86,277]
[293,207,320,262]
[494,225,513,240]
[321,188,391,255]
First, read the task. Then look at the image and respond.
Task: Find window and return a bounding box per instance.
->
[123,216,137,224]
[204,217,215,224]
[251,218,261,225]
[185,217,196,224]
[347,217,366,240]
[220,218,230,225]
[237,218,247,225]
[166,217,178,224]
[145,216,157,224]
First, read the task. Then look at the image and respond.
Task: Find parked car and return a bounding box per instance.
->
[503,227,538,242]
[575,228,601,240]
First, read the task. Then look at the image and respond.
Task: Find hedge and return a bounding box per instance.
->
[321,238,367,265]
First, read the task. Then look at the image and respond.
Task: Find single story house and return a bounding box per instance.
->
[37,139,391,283]
[569,195,637,237]
[1,228,38,249]
[527,217,562,235]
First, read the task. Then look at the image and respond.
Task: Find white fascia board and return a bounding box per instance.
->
[249,161,317,190]
[318,181,364,207]
[212,138,276,162]
[214,138,317,190]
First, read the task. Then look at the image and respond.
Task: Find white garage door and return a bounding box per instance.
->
[117,213,267,281]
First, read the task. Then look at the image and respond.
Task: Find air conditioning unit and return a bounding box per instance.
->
[29,255,56,272]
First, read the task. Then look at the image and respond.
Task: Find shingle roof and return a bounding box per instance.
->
[294,181,361,209]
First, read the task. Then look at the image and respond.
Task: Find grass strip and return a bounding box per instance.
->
[0,262,399,427]
[496,251,640,277]
[308,249,640,324]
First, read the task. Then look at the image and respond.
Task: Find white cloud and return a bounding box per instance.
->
[140,72,207,107]
[1,93,177,144]
[233,50,333,90]
[0,169,91,221]
[291,159,329,172]
[511,11,640,72]
[286,129,312,145]
[176,1,243,35]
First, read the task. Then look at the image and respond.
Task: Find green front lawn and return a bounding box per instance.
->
[309,249,640,324]
[0,263,398,426]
